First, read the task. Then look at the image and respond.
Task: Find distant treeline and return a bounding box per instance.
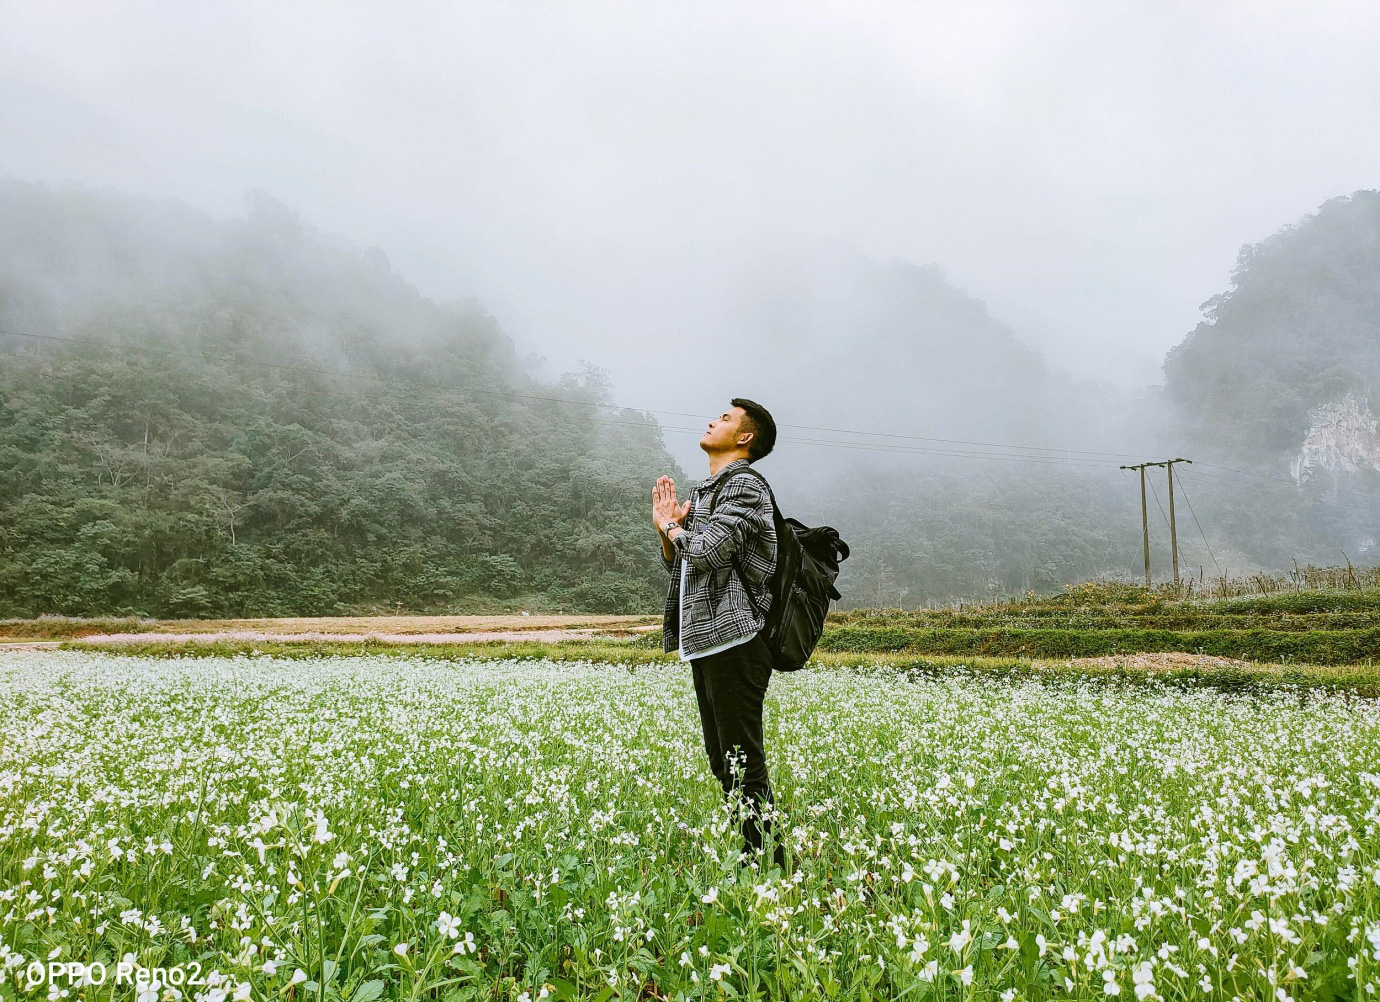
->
[4,181,1380,618]
[0,184,678,617]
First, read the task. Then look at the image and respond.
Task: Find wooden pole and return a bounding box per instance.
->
[1139,465,1150,588]
[1167,462,1180,588]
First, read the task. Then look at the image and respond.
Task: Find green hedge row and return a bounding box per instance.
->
[819,626,1380,664]
[830,611,1380,632]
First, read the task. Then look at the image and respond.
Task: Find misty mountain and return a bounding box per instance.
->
[5,178,1379,619]
[705,254,1157,603]
[721,255,1122,453]
[1164,190,1380,478]
[724,219,1380,600]
[0,182,678,616]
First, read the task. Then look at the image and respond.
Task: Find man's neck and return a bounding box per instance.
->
[706,451,750,477]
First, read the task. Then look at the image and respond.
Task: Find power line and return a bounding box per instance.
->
[11,325,1380,490]
[1187,467,1380,512]
[1146,474,1172,533]
[780,423,1136,459]
[1145,470,1204,586]
[1196,460,1380,503]
[0,345,1134,471]
[771,435,1117,467]
[582,419,1128,468]
[0,327,1150,460]
[1147,464,1200,580]
[1171,469,1223,576]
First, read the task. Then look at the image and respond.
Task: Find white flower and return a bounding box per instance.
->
[393,943,409,957]
[288,970,307,986]
[909,936,930,963]
[311,810,333,844]
[233,984,252,1001]
[451,931,477,955]
[918,960,939,982]
[956,965,973,985]
[1132,961,1155,1000]
[435,911,461,938]
[700,887,718,905]
[709,963,731,982]
[1103,969,1121,996]
[948,920,972,953]
[261,959,277,975]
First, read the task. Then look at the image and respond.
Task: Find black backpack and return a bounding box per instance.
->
[709,467,849,671]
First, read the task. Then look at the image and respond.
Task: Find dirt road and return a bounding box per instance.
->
[73,626,658,645]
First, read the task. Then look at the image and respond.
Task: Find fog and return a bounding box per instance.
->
[4,0,1379,469]
[3,1,1380,609]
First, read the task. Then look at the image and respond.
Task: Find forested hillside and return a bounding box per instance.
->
[0,183,678,617]
[5,182,1380,618]
[1164,190,1380,470]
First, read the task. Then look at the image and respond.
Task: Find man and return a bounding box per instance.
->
[651,398,783,867]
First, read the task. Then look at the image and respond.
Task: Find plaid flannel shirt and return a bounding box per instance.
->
[661,459,777,660]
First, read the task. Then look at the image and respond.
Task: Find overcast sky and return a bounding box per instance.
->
[3,0,1378,421]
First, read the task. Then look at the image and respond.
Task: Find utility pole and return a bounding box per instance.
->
[1164,458,1192,588]
[1121,462,1153,587]
[1120,458,1193,590]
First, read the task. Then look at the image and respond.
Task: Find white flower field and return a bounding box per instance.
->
[2,651,1379,1001]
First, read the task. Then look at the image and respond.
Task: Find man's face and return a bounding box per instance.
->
[700,406,751,454]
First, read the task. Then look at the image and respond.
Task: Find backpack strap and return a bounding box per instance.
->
[706,466,777,620]
[707,465,778,524]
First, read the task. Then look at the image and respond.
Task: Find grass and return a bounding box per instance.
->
[834,605,1380,631]
[2,649,1377,1000]
[0,616,163,639]
[58,636,1380,697]
[835,583,1380,626]
[819,624,1380,664]
[826,580,1380,663]
[19,574,1380,688]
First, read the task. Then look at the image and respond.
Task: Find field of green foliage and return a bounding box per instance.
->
[10,579,1380,670]
[2,650,1380,1002]
[822,582,1380,665]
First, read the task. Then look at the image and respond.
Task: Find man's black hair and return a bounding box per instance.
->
[731,397,777,462]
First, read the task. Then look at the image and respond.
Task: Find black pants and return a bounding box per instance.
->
[690,633,777,855]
